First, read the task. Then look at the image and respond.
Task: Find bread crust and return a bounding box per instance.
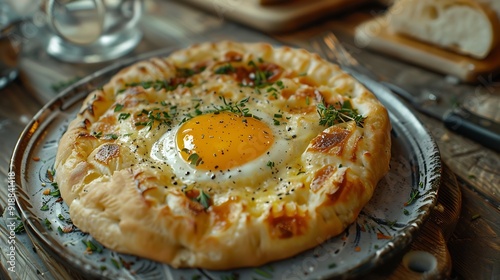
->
[55,41,391,269]
[387,0,500,59]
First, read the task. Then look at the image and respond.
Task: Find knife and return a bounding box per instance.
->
[382,82,500,152]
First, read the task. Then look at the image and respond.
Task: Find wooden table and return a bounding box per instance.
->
[0,1,498,279]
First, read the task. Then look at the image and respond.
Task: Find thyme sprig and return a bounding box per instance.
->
[208,96,256,118]
[317,100,365,128]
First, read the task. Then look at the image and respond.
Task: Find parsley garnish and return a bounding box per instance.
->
[176,67,205,78]
[267,161,275,168]
[40,203,49,211]
[105,134,119,140]
[118,113,130,120]
[114,104,124,112]
[214,63,235,74]
[14,221,25,234]
[317,100,365,128]
[49,189,60,197]
[44,218,52,230]
[124,79,193,92]
[82,240,102,253]
[196,191,211,210]
[254,268,273,278]
[187,153,202,166]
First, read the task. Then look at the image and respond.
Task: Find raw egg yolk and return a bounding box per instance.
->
[176,112,274,170]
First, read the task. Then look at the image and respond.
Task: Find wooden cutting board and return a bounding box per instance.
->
[179,0,370,33]
[354,16,500,83]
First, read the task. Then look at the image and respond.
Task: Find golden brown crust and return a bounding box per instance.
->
[55,41,391,269]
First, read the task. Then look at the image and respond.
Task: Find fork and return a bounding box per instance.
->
[311,32,381,82]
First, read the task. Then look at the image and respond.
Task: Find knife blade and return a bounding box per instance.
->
[382,82,500,152]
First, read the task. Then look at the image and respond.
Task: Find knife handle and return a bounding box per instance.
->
[444,108,500,152]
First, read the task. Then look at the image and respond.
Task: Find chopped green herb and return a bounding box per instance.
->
[405,189,421,206]
[82,240,102,253]
[196,190,211,210]
[187,153,202,166]
[403,209,410,216]
[214,63,235,74]
[44,218,52,230]
[208,96,252,117]
[471,214,481,221]
[125,79,185,91]
[118,113,131,120]
[176,67,196,77]
[248,60,258,68]
[267,161,275,168]
[328,263,337,269]
[273,119,281,126]
[40,203,49,211]
[58,214,65,220]
[105,134,119,140]
[50,189,60,197]
[276,80,284,89]
[267,87,278,93]
[254,268,273,278]
[134,107,175,130]
[111,258,121,269]
[114,104,124,112]
[14,222,25,234]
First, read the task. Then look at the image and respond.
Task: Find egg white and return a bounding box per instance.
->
[150,108,296,186]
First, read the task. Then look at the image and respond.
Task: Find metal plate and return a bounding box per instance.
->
[11,47,441,280]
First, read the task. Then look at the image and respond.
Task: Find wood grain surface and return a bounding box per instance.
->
[1,1,499,279]
[178,0,370,33]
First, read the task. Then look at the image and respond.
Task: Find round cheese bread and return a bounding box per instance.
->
[55,41,391,269]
